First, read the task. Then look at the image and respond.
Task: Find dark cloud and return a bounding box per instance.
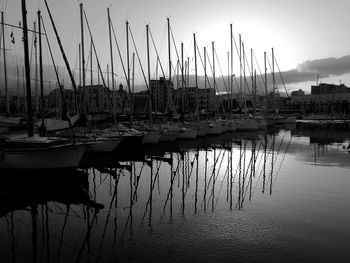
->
[280,55,350,84]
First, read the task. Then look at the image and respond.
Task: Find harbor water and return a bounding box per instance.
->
[1,124,350,262]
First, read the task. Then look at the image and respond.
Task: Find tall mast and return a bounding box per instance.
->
[193,33,198,118]
[90,37,93,86]
[167,18,171,82]
[21,0,34,136]
[107,8,116,125]
[230,24,233,111]
[132,52,135,94]
[204,46,208,113]
[38,10,45,131]
[239,34,242,106]
[146,24,152,123]
[212,41,216,97]
[126,20,132,117]
[78,44,81,86]
[251,48,255,113]
[80,3,86,115]
[34,22,39,115]
[181,42,184,113]
[264,51,268,115]
[2,12,9,115]
[242,42,246,110]
[272,47,276,112]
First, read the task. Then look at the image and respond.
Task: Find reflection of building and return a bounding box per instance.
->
[149,77,174,113]
[284,83,350,114]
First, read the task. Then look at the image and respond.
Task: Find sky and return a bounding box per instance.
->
[1,0,350,95]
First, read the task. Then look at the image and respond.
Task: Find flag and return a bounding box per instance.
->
[10,31,15,44]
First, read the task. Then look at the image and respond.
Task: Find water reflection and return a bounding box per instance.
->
[1,125,350,262]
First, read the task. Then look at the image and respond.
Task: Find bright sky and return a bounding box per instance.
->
[1,0,350,93]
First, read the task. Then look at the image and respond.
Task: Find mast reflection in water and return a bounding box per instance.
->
[1,126,350,262]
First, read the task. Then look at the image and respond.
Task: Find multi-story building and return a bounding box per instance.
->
[284,83,350,114]
[175,86,216,113]
[149,77,174,113]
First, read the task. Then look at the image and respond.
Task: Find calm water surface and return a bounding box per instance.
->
[1,124,350,262]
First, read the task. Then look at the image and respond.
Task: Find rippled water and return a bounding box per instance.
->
[1,124,350,262]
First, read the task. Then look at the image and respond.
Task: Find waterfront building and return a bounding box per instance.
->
[149,77,174,113]
[284,83,350,114]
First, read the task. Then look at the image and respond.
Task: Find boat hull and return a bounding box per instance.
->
[86,138,121,152]
[142,131,161,145]
[0,143,86,169]
[207,123,222,135]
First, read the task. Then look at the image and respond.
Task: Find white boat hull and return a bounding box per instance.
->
[0,143,87,169]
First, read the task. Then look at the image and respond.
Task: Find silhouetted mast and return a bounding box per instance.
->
[167,18,171,82]
[107,8,116,125]
[146,24,153,123]
[80,3,87,115]
[264,51,268,115]
[1,12,9,115]
[272,47,275,112]
[230,24,233,112]
[193,33,199,119]
[38,10,45,133]
[21,0,34,136]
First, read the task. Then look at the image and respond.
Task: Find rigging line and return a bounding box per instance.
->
[169,25,186,87]
[41,16,70,119]
[253,51,268,96]
[274,56,290,98]
[149,26,175,113]
[82,10,106,88]
[195,43,212,90]
[114,22,135,105]
[127,24,149,92]
[242,50,252,95]
[149,27,168,83]
[214,48,229,93]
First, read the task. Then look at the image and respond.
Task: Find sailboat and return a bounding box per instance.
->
[0,2,88,170]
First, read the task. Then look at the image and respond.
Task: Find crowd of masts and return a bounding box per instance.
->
[0,1,290,125]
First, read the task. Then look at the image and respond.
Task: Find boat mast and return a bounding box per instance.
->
[126,20,132,119]
[90,37,93,86]
[146,24,153,123]
[230,24,233,114]
[107,8,116,125]
[239,34,242,108]
[251,48,255,114]
[21,0,34,136]
[1,12,9,116]
[34,22,39,115]
[167,18,171,82]
[193,33,199,120]
[264,51,268,115]
[80,3,87,116]
[181,42,184,115]
[38,10,45,133]
[212,41,216,116]
[78,44,81,87]
[204,46,208,114]
[272,47,276,113]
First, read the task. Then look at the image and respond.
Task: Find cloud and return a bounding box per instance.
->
[280,55,350,84]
